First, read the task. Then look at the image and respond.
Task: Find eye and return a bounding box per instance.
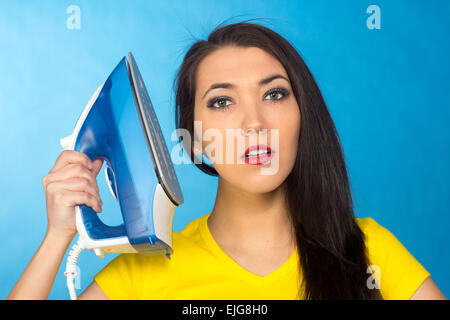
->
[264,87,290,103]
[206,96,233,111]
[206,87,290,111]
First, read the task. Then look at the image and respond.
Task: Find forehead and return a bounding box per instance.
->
[196,46,288,87]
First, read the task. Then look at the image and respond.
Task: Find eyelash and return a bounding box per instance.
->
[206,87,290,111]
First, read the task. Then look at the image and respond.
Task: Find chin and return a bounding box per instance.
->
[233,171,287,194]
[241,181,285,194]
[215,159,291,192]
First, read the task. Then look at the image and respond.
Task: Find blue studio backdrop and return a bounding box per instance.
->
[0,0,448,299]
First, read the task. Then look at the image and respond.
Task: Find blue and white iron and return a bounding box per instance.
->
[60,52,183,299]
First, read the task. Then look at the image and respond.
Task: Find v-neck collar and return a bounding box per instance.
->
[199,212,298,286]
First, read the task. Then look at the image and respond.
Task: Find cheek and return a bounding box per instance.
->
[271,106,301,176]
[283,111,300,154]
[274,103,300,146]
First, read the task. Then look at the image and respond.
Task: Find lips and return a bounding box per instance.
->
[241,144,274,165]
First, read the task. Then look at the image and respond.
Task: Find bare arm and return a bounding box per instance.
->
[7,229,109,300]
[7,230,73,299]
[7,150,106,300]
[410,276,447,300]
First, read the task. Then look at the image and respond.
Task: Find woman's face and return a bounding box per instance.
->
[193,46,300,193]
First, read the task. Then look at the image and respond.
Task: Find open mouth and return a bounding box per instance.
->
[242,144,274,165]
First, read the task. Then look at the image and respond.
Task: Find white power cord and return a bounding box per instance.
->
[64,238,85,300]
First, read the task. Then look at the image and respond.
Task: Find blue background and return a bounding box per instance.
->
[0,0,448,299]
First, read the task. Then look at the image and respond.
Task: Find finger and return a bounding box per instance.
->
[51,150,92,174]
[58,189,103,213]
[47,178,103,209]
[46,163,99,193]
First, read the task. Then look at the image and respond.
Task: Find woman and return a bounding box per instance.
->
[7,21,446,300]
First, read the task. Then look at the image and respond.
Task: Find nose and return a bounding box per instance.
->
[243,127,267,136]
[240,103,268,137]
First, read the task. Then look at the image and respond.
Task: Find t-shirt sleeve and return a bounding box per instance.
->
[361,217,431,300]
[93,253,143,300]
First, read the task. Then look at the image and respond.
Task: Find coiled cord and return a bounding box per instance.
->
[64,239,85,300]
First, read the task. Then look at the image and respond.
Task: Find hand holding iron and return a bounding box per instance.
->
[42,150,104,239]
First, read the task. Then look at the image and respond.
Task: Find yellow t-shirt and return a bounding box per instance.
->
[93,212,430,300]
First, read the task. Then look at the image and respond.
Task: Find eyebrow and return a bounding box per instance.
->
[201,74,290,100]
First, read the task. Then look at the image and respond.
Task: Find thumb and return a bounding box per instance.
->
[91,158,104,177]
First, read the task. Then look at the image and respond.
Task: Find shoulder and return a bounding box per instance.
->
[95,213,212,278]
[108,227,206,268]
[354,216,419,260]
[93,225,211,299]
[354,216,412,264]
[180,213,209,237]
[355,217,389,243]
[354,216,431,300]
[354,216,407,253]
[355,216,387,237]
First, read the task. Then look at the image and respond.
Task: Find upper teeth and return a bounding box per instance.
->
[247,149,269,157]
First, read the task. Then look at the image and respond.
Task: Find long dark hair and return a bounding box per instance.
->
[173,19,383,300]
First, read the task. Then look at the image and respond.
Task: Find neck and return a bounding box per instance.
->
[207,177,295,251]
